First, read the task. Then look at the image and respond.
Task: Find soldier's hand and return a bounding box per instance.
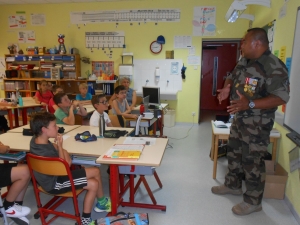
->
[217,84,231,104]
[227,90,249,113]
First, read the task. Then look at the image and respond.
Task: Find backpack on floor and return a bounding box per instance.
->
[94,212,149,225]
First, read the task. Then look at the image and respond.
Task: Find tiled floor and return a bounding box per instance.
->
[2,111,299,225]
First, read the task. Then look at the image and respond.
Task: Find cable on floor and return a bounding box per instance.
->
[168,116,195,140]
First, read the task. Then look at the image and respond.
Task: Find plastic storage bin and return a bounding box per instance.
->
[164,109,175,127]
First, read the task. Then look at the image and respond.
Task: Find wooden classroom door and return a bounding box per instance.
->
[200,42,240,111]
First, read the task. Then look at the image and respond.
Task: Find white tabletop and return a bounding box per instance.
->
[133,103,168,111]
[61,126,135,157]
[84,105,95,114]
[0,132,32,151]
[96,137,168,166]
[8,124,81,133]
[1,126,134,157]
[211,120,281,138]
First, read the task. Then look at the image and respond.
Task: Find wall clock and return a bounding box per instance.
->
[150,41,162,54]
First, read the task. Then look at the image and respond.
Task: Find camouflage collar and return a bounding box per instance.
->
[243,49,271,66]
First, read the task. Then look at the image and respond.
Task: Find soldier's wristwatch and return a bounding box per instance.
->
[249,100,255,109]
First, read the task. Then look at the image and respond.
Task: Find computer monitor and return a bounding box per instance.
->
[142,86,160,107]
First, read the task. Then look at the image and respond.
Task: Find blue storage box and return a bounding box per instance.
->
[118,166,155,175]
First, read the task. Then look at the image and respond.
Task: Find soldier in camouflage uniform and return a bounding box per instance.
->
[211,28,290,215]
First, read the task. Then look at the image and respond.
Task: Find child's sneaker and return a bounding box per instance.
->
[88,220,95,225]
[10,216,29,225]
[81,217,95,225]
[94,197,111,212]
[5,204,31,218]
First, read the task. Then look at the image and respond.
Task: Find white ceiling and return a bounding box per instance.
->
[0,0,141,5]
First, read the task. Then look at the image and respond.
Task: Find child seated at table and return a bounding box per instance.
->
[53,92,87,125]
[29,111,111,225]
[34,80,54,108]
[76,83,92,105]
[0,142,31,225]
[111,85,137,119]
[90,94,113,127]
[48,85,64,113]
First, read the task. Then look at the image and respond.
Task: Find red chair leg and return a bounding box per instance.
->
[154,171,163,188]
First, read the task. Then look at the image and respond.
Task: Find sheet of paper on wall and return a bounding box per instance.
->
[188,46,196,55]
[174,36,192,49]
[170,62,179,75]
[31,13,46,26]
[123,137,156,146]
[187,56,200,65]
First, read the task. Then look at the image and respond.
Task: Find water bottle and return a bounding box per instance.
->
[15,89,20,104]
[140,104,145,115]
[229,114,234,123]
[11,92,16,104]
[99,114,105,137]
[18,95,23,106]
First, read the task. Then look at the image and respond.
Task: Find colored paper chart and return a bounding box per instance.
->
[92,61,114,80]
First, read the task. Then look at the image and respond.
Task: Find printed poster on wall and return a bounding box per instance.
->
[193,6,216,36]
[262,20,276,53]
[8,14,27,28]
[18,30,36,43]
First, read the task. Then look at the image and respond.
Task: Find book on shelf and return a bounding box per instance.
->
[213,120,231,128]
[0,151,26,161]
[103,144,144,160]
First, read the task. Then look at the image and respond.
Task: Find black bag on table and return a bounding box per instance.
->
[104,130,128,138]
[23,128,33,136]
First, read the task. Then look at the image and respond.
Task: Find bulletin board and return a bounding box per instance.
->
[92,61,114,79]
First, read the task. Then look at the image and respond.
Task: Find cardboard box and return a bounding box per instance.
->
[263,160,288,199]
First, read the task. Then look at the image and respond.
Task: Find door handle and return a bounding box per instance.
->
[212,57,218,96]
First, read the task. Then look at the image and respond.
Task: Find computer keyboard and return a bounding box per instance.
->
[148,105,156,109]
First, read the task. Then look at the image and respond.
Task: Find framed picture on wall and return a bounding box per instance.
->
[50,67,60,80]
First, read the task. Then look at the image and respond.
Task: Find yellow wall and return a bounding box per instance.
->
[0,0,248,123]
[251,0,300,217]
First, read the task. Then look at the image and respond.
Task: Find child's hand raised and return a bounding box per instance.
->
[55,134,63,149]
[72,100,79,107]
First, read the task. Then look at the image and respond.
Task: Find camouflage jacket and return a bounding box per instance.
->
[227,50,290,117]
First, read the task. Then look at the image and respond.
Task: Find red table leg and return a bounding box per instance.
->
[7,109,14,129]
[153,119,157,136]
[110,164,119,215]
[160,110,164,136]
[22,108,28,125]
[14,108,19,127]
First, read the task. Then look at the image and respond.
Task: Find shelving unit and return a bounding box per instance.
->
[3,54,81,97]
[3,54,119,98]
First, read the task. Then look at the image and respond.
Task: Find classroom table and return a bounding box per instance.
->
[7,124,81,133]
[132,103,168,136]
[5,98,42,129]
[1,126,134,156]
[96,136,168,214]
[62,126,134,157]
[210,120,281,179]
[83,105,95,114]
[125,116,158,135]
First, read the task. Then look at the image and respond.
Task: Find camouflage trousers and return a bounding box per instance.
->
[225,114,274,205]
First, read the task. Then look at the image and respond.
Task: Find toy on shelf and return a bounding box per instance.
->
[58,34,66,54]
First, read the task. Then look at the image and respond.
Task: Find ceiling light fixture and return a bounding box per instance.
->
[225,0,270,23]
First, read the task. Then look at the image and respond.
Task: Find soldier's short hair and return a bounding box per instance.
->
[247,28,269,46]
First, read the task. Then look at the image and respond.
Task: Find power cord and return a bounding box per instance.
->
[167,115,195,140]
